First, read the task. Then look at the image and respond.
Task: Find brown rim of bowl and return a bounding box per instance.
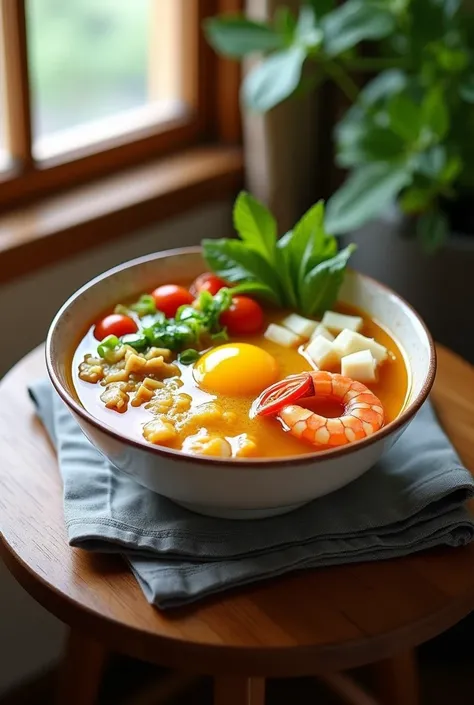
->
[46,246,437,470]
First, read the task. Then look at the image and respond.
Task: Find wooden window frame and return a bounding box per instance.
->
[0,0,242,214]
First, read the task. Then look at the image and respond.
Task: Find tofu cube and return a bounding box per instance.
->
[310,324,334,342]
[321,310,363,333]
[305,336,340,370]
[264,323,302,348]
[341,350,377,383]
[281,313,317,339]
[333,329,388,364]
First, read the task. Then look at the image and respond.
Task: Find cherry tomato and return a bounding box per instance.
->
[190,272,227,297]
[250,374,313,418]
[151,284,194,318]
[220,296,264,335]
[93,314,137,341]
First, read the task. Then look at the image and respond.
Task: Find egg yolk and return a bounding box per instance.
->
[193,343,278,396]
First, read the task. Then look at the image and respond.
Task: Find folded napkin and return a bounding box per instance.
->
[30,380,474,609]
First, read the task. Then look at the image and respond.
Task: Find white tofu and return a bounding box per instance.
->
[305,336,340,370]
[264,323,301,348]
[321,310,363,333]
[281,313,317,339]
[310,324,334,342]
[341,350,377,382]
[333,329,388,363]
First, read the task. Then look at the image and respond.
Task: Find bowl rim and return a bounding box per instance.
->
[46,246,437,469]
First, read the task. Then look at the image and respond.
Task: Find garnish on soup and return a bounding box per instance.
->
[73,194,408,460]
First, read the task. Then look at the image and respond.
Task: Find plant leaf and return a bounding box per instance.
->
[273,6,297,42]
[322,0,395,57]
[233,191,277,263]
[416,209,449,253]
[275,240,298,308]
[300,245,356,316]
[421,87,449,139]
[388,93,422,142]
[228,281,280,303]
[296,6,323,49]
[203,15,283,57]
[242,45,306,112]
[359,69,407,105]
[411,145,446,179]
[460,74,474,103]
[286,201,326,281]
[308,0,335,19]
[325,163,412,234]
[202,239,282,304]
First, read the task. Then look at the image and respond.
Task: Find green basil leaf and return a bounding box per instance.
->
[300,245,356,316]
[416,209,449,253]
[202,238,282,304]
[228,281,280,303]
[284,201,326,286]
[322,0,395,57]
[388,93,422,143]
[233,191,277,262]
[421,87,449,139]
[275,238,298,308]
[242,45,306,112]
[203,16,283,57]
[325,163,412,234]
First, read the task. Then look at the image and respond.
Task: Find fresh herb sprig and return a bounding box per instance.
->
[202,191,354,317]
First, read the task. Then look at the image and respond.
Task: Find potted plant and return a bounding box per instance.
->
[205,0,474,361]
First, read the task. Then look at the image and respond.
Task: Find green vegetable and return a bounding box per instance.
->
[121,333,149,351]
[97,335,120,361]
[130,294,156,317]
[178,349,201,365]
[202,191,354,317]
[204,0,473,251]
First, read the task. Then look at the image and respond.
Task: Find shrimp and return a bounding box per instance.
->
[251,371,384,449]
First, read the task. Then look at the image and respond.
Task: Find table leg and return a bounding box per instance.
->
[214,676,265,705]
[370,650,419,705]
[55,630,107,705]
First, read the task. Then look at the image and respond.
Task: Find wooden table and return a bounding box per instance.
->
[1,345,474,705]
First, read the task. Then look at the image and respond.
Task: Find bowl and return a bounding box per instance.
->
[46,247,436,519]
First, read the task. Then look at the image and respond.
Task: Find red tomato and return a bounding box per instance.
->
[250,374,313,418]
[190,272,227,296]
[220,296,264,335]
[93,314,137,341]
[151,284,194,318]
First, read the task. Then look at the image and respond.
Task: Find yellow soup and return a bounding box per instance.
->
[72,301,409,459]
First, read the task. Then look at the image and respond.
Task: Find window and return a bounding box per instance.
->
[0,0,241,212]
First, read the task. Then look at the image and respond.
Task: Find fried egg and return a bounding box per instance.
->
[193,343,278,396]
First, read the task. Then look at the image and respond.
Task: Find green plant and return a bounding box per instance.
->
[205,0,474,250]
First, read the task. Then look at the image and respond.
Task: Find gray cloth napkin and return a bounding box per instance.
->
[29,379,474,609]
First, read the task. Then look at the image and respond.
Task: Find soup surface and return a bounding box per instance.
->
[72,292,409,459]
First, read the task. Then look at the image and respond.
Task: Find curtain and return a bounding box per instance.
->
[243,0,322,233]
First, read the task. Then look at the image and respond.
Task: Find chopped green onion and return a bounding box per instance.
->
[178,349,201,365]
[130,294,156,317]
[211,328,228,343]
[121,333,149,351]
[114,304,130,316]
[97,335,120,360]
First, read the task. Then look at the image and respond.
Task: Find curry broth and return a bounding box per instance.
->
[72,299,409,459]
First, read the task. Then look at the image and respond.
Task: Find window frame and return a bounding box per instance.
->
[0,0,242,213]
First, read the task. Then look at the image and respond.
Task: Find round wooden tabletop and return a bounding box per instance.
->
[1,345,474,678]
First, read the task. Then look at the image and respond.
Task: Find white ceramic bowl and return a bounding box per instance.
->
[46,248,436,519]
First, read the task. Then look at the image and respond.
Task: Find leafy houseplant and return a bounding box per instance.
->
[205,0,474,251]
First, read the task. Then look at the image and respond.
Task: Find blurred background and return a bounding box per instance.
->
[0,0,473,703]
